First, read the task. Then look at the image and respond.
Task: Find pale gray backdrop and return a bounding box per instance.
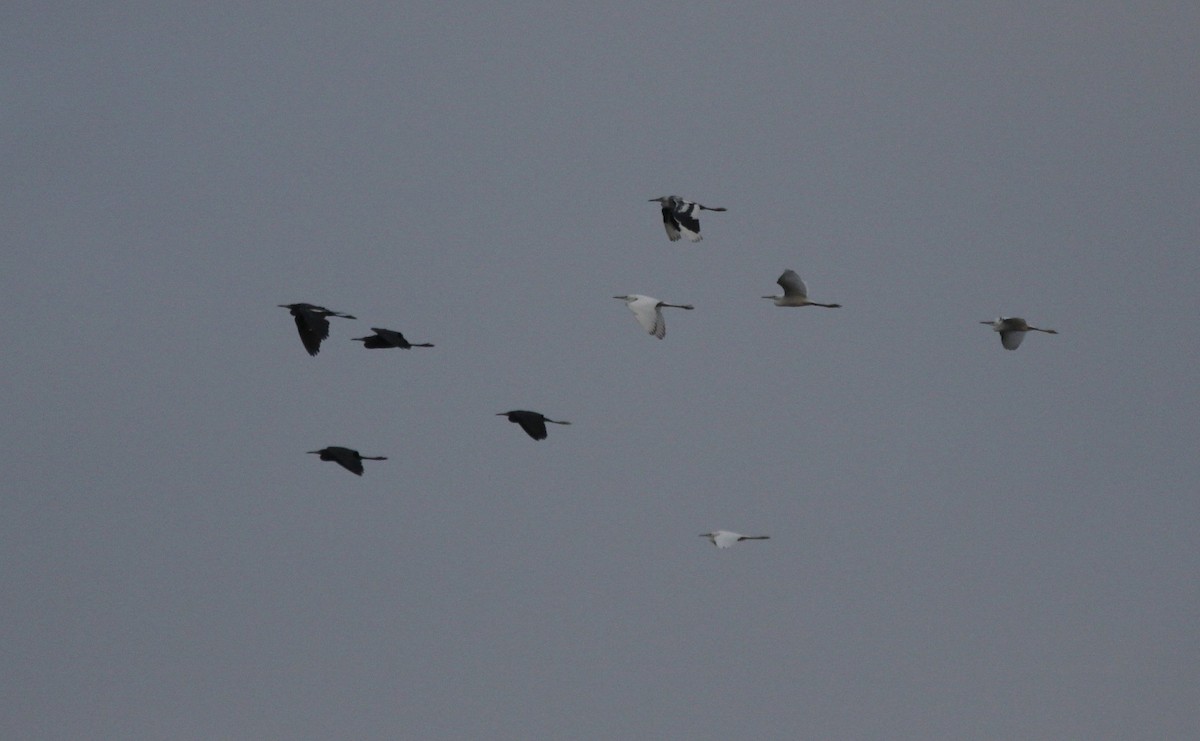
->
[4,3,1198,739]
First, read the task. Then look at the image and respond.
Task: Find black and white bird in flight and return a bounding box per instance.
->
[649,195,726,242]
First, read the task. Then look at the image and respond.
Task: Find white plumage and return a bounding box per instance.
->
[613,294,694,339]
[700,530,770,549]
[980,316,1058,350]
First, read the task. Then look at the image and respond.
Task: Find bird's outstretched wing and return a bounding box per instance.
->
[517,416,549,440]
[999,330,1025,350]
[777,270,808,298]
[294,312,331,356]
[661,206,683,241]
[624,298,660,337]
[670,201,703,242]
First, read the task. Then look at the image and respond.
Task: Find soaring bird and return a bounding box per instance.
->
[980,316,1058,350]
[649,195,726,242]
[700,531,770,549]
[353,327,434,349]
[279,303,356,356]
[613,294,694,339]
[496,410,571,441]
[307,446,387,476]
[763,269,841,308]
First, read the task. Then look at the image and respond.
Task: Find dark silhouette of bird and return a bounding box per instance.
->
[648,195,727,242]
[352,327,434,349]
[496,410,571,440]
[279,303,356,356]
[980,316,1058,350]
[307,446,387,476]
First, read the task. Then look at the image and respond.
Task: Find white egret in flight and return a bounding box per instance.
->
[762,270,841,308]
[613,294,694,339]
[980,316,1057,350]
[700,531,770,549]
[649,195,726,242]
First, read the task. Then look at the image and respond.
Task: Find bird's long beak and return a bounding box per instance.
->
[306,450,320,454]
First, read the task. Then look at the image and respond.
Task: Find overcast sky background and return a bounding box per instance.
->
[4,4,1199,739]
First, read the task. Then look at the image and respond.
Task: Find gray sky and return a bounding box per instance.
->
[4,4,1198,739]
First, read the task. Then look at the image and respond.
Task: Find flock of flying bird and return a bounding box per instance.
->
[280,195,1057,549]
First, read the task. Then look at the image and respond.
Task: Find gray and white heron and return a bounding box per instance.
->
[762,269,841,308]
[497,410,571,441]
[649,195,726,242]
[613,294,694,339]
[700,531,770,549]
[980,316,1057,350]
[279,303,356,356]
[353,327,434,349]
[307,446,387,476]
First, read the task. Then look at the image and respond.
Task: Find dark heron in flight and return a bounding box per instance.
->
[496,410,571,440]
[649,195,726,242]
[762,269,841,308]
[307,446,387,476]
[352,327,435,349]
[279,303,356,356]
[980,316,1058,350]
